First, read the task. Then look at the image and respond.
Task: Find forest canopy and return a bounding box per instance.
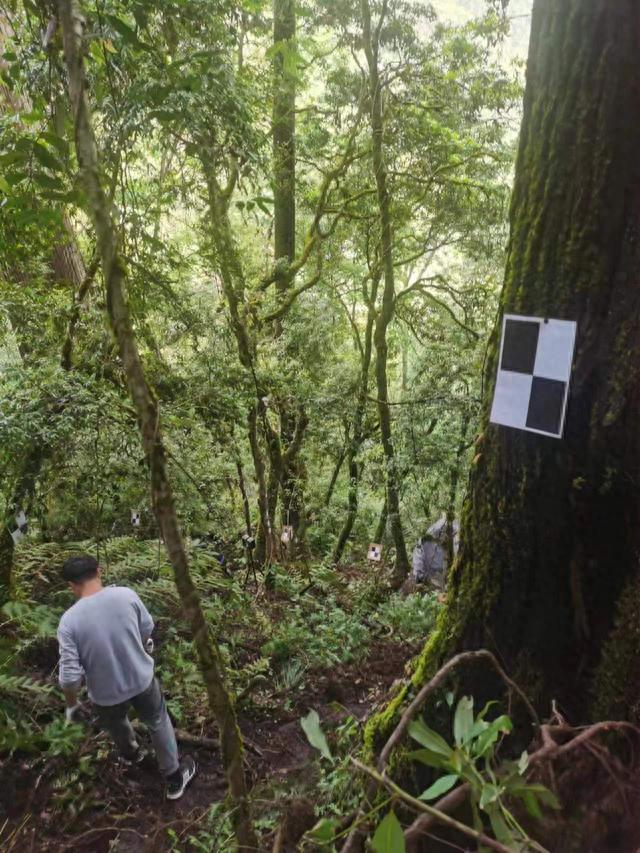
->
[0,0,520,564]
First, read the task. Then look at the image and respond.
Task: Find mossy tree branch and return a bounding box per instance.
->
[56,1,256,847]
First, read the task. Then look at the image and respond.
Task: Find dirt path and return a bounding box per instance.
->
[1,640,416,852]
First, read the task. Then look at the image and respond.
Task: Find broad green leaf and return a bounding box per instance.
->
[39,132,69,157]
[453,695,474,745]
[509,782,560,811]
[104,14,148,49]
[408,719,453,758]
[449,748,463,773]
[486,805,512,845]
[0,175,10,194]
[32,144,63,172]
[419,773,458,801]
[408,748,450,770]
[372,810,405,853]
[32,172,65,190]
[300,709,332,761]
[522,791,543,820]
[464,717,489,742]
[479,783,502,809]
[306,817,337,843]
[473,715,512,757]
[517,750,529,774]
[536,786,561,809]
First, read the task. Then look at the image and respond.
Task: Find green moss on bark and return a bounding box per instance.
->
[367,0,640,754]
[592,577,640,723]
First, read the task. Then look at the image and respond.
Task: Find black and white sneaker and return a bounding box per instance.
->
[166,756,197,800]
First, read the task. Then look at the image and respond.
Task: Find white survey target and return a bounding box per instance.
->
[490,314,577,439]
[368,543,382,562]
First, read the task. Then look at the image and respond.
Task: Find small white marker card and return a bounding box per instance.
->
[490,314,577,439]
[131,509,141,527]
[368,543,382,562]
[10,527,24,545]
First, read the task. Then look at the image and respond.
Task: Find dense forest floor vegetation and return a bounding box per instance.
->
[3,541,640,852]
[1,537,439,851]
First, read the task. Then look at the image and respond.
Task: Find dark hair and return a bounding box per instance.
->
[62,555,99,583]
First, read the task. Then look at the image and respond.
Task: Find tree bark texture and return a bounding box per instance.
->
[444,413,470,568]
[361,0,410,585]
[204,172,279,566]
[377,0,640,735]
[57,3,256,847]
[272,0,308,554]
[272,0,296,277]
[236,456,253,539]
[333,274,379,564]
[374,496,388,546]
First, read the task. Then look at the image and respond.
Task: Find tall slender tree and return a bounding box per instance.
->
[361,0,410,584]
[56,2,256,846]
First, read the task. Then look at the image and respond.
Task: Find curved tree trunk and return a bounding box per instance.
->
[333,274,379,564]
[374,495,388,546]
[361,0,410,586]
[392,0,640,726]
[57,3,256,847]
[272,0,309,556]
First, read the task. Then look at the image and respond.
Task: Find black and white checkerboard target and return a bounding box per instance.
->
[490,314,577,438]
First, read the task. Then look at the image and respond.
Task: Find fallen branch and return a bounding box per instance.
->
[131,720,264,757]
[403,783,470,844]
[530,721,640,764]
[64,826,146,848]
[403,719,640,846]
[378,649,539,774]
[350,758,515,853]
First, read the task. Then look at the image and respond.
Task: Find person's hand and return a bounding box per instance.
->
[145,637,154,655]
[65,703,82,725]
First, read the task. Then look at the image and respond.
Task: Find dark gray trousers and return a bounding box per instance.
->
[94,677,179,777]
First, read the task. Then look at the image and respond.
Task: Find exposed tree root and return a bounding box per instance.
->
[341,648,640,852]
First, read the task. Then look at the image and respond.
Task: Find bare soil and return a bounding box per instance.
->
[0,639,416,852]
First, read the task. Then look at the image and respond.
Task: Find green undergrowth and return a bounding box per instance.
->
[1,536,442,835]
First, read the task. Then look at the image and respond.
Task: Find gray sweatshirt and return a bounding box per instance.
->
[57,585,155,706]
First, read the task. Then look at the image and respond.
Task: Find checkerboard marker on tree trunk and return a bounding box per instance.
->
[490,314,577,439]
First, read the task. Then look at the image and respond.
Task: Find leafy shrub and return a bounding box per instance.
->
[372,591,441,642]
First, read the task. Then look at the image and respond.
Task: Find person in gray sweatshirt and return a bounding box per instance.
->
[57,554,196,800]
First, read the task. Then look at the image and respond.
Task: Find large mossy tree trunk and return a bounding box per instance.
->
[408,0,640,720]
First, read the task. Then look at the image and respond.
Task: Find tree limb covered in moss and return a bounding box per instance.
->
[56,1,256,847]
